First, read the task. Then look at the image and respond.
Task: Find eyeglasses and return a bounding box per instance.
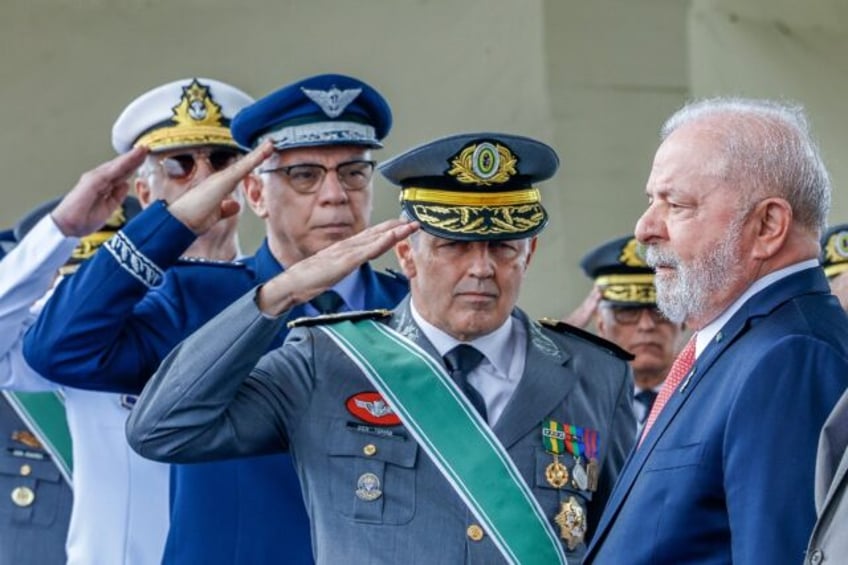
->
[155,148,242,181]
[257,159,376,194]
[604,305,670,325]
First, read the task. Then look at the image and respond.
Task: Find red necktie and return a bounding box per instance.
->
[639,335,697,445]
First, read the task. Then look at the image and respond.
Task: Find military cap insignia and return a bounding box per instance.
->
[448,141,518,185]
[172,79,225,128]
[823,228,848,277]
[301,86,362,118]
[619,238,649,268]
[287,308,392,329]
[538,318,634,360]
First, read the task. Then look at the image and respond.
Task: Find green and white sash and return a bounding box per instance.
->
[3,390,73,486]
[320,320,567,565]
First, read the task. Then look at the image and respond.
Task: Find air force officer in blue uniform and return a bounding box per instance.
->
[25,74,408,565]
[583,99,848,564]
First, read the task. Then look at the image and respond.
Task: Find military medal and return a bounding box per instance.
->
[553,496,587,550]
[583,427,601,492]
[571,457,589,491]
[542,420,569,488]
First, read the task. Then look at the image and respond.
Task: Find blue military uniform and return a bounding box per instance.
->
[25,74,407,565]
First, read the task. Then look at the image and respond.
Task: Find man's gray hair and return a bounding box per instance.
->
[661,97,830,235]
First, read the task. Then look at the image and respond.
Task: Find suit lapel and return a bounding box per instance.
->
[493,312,575,449]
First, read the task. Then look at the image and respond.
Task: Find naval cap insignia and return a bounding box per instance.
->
[301,85,362,118]
[172,79,225,127]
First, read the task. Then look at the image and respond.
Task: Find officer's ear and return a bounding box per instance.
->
[394,237,417,279]
[244,173,268,219]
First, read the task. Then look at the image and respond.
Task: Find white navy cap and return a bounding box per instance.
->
[111,78,254,154]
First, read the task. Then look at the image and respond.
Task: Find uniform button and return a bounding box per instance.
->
[363,444,377,456]
[19,464,31,476]
[466,524,485,541]
[809,549,824,565]
[11,486,35,507]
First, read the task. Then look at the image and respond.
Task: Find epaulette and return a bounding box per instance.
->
[287,308,393,329]
[176,256,248,269]
[538,317,635,361]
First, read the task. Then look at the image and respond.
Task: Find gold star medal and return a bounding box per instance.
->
[553,496,587,550]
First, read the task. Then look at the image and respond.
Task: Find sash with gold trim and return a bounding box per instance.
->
[319,319,567,565]
[3,390,73,486]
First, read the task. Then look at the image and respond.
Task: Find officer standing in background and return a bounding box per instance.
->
[579,235,684,431]
[0,147,146,564]
[804,223,848,563]
[25,74,408,565]
[125,132,636,564]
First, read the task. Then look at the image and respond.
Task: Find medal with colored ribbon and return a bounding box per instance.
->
[563,424,600,492]
[542,419,569,488]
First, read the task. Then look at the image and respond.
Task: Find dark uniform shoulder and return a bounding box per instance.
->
[287,309,393,329]
[538,317,634,361]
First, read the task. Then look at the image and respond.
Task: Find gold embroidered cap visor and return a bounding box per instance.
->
[381,132,559,241]
[580,235,658,306]
[400,186,549,241]
[595,274,657,306]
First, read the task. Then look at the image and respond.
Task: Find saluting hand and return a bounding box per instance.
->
[167,141,274,235]
[51,146,149,237]
[257,219,420,316]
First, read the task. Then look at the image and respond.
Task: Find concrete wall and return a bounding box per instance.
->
[1,0,843,318]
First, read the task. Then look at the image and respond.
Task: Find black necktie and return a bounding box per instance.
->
[443,344,488,421]
[634,389,658,424]
[310,290,344,314]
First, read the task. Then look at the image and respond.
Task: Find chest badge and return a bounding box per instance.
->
[346,392,401,426]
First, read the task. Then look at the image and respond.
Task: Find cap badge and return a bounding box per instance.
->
[448,142,518,185]
[301,85,362,118]
[172,79,225,128]
[825,230,848,264]
[619,238,649,268]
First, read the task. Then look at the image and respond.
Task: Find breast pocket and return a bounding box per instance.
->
[0,455,66,527]
[644,442,704,472]
[327,424,419,525]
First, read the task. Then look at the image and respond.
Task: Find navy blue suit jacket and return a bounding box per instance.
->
[24,202,409,565]
[584,267,848,565]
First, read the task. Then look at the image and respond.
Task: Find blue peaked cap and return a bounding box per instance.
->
[231,73,392,150]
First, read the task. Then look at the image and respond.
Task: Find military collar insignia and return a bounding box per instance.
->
[301,85,362,118]
[172,79,225,128]
[346,391,401,426]
[447,141,519,185]
[287,308,392,329]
